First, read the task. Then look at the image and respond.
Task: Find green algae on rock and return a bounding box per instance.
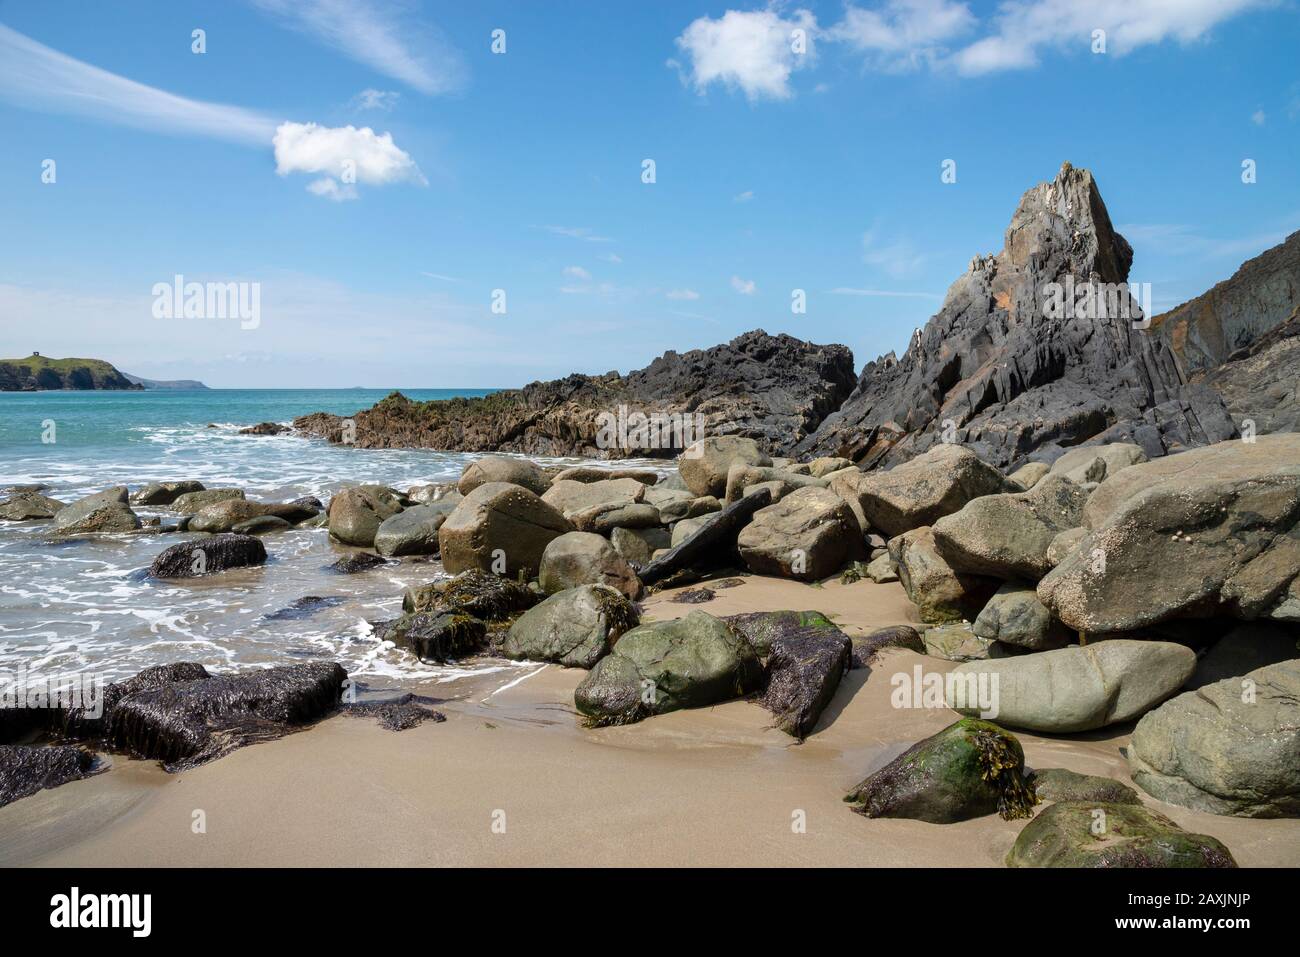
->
[1007,801,1237,868]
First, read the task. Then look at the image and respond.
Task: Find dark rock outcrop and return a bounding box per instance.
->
[149,533,267,578]
[796,163,1238,469]
[0,745,99,807]
[294,330,857,458]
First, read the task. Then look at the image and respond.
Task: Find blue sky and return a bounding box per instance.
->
[0,0,1297,388]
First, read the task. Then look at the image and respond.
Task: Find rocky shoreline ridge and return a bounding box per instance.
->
[293,163,1300,471]
[3,425,1298,866]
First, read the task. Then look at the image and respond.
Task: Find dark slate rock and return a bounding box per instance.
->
[149,533,267,578]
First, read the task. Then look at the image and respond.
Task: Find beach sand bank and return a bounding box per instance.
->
[3,576,1297,867]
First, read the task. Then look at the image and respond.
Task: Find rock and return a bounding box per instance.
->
[238,421,288,436]
[947,640,1195,733]
[294,331,856,459]
[171,488,245,513]
[1195,301,1300,436]
[678,436,772,497]
[539,532,641,600]
[1029,768,1141,805]
[1007,802,1236,868]
[671,587,714,603]
[102,662,347,770]
[341,694,445,731]
[438,482,573,578]
[327,552,393,574]
[851,625,924,667]
[754,614,851,737]
[149,533,268,578]
[542,477,646,517]
[262,595,344,621]
[808,456,854,478]
[724,463,825,503]
[1040,435,1300,633]
[931,474,1088,582]
[642,486,694,521]
[574,611,762,725]
[610,526,671,564]
[1188,622,1299,689]
[832,445,1015,538]
[1007,462,1049,490]
[406,483,460,506]
[638,488,773,587]
[725,610,837,657]
[865,551,898,583]
[890,526,1000,624]
[503,584,639,668]
[922,622,1008,662]
[402,569,537,621]
[737,487,863,582]
[458,456,550,496]
[1128,659,1300,817]
[0,745,99,808]
[671,513,718,547]
[230,515,292,535]
[130,481,205,506]
[374,501,458,557]
[796,163,1236,469]
[0,491,65,520]
[1045,526,1087,567]
[972,582,1071,650]
[327,485,404,547]
[845,718,1037,823]
[388,611,488,663]
[553,466,659,485]
[569,501,661,535]
[1048,442,1147,483]
[52,487,141,534]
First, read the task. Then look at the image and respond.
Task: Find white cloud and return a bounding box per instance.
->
[733,190,755,203]
[563,266,592,281]
[541,225,614,243]
[273,122,425,198]
[950,0,1270,75]
[421,272,460,282]
[1252,109,1267,126]
[0,24,276,144]
[731,276,757,295]
[599,253,624,264]
[353,88,400,111]
[673,7,818,101]
[831,0,976,70]
[862,227,926,279]
[666,288,701,300]
[251,0,465,95]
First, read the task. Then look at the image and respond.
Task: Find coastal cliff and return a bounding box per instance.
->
[0,354,143,391]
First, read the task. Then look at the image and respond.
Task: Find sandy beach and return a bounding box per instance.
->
[3,575,1296,868]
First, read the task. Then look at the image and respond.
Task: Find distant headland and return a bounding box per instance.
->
[0,353,208,391]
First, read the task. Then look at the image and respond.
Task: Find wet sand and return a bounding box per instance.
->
[3,576,1298,867]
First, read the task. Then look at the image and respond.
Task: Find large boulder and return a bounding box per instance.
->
[1128,659,1300,817]
[149,533,268,578]
[171,488,245,513]
[502,584,639,668]
[922,621,1009,662]
[1187,622,1300,689]
[1007,461,1049,490]
[723,463,825,504]
[542,477,646,518]
[844,718,1037,823]
[677,436,771,498]
[737,486,862,582]
[946,639,1195,733]
[569,501,662,535]
[387,611,488,663]
[52,487,141,534]
[538,532,640,600]
[0,491,65,521]
[1029,768,1141,805]
[188,499,303,534]
[889,526,999,623]
[574,611,762,724]
[832,445,1015,538]
[458,456,550,496]
[637,487,773,587]
[131,480,205,506]
[972,582,1071,650]
[931,474,1089,581]
[1007,801,1236,868]
[0,745,99,808]
[609,525,671,564]
[327,485,404,547]
[374,501,457,557]
[438,482,573,578]
[1048,442,1146,484]
[553,466,659,485]
[1039,435,1300,633]
[729,611,851,738]
[402,569,537,620]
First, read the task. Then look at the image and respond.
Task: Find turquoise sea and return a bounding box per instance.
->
[0,388,645,691]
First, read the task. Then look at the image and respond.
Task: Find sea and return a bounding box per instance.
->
[0,388,659,695]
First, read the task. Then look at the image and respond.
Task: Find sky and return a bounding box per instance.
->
[0,0,1297,388]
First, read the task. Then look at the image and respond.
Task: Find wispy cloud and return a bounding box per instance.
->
[563,265,592,281]
[540,225,615,243]
[731,276,757,295]
[666,288,700,300]
[829,0,975,71]
[599,252,624,264]
[862,227,926,279]
[421,272,460,283]
[251,0,465,95]
[733,190,755,203]
[352,88,400,112]
[1118,221,1299,262]
[0,24,276,144]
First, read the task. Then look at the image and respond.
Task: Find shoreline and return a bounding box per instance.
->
[4,576,1297,868]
